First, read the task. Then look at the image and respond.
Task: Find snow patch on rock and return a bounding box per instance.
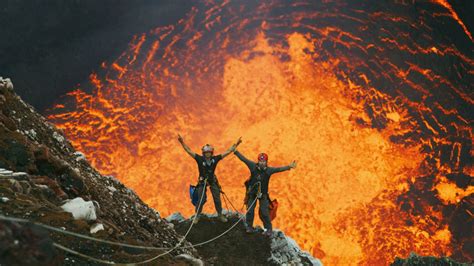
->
[73,151,87,162]
[0,168,28,179]
[175,254,204,266]
[90,223,105,234]
[0,169,14,175]
[61,197,97,221]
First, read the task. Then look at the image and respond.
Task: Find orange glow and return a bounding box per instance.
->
[48,1,473,265]
[432,0,473,41]
[435,176,474,204]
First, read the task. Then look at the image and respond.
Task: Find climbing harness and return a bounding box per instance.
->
[244,181,262,205]
[132,179,211,265]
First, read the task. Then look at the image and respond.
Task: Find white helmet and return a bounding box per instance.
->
[202,144,214,154]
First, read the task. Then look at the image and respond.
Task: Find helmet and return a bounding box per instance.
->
[202,144,214,154]
[257,153,268,162]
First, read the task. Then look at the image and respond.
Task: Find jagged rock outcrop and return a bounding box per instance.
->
[0,77,197,264]
[391,253,470,266]
[269,230,321,265]
[168,211,323,266]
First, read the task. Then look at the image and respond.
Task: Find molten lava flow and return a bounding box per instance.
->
[48,1,473,265]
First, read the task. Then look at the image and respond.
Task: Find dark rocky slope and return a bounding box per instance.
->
[391,253,471,266]
[0,77,197,265]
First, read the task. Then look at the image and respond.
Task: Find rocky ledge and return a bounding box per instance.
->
[167,211,322,266]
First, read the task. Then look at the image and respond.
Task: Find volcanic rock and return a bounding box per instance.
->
[391,252,469,266]
[269,230,322,265]
[0,77,197,264]
[171,211,322,265]
[0,220,62,266]
[166,212,186,223]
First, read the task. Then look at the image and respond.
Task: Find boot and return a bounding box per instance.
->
[262,229,273,237]
[246,226,256,233]
[245,224,256,233]
[218,213,228,222]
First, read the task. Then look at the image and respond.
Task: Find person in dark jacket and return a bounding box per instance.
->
[234,150,296,236]
[178,134,241,224]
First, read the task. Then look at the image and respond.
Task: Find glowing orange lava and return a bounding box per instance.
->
[48,1,473,265]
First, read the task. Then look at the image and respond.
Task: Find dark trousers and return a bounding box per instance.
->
[246,193,272,230]
[195,180,222,215]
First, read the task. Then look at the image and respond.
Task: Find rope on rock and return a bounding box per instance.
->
[0,181,262,265]
[52,243,117,265]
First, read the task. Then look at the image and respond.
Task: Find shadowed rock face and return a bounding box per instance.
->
[0,221,62,266]
[0,78,197,264]
[391,253,470,266]
[171,213,274,266]
[168,212,322,266]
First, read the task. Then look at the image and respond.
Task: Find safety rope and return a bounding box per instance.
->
[221,191,239,213]
[0,181,262,265]
[0,179,209,265]
[129,178,210,265]
[49,195,259,265]
[222,192,230,213]
[0,180,214,251]
[188,196,257,248]
[0,215,169,250]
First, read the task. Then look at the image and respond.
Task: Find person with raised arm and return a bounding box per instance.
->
[234,148,296,236]
[178,134,242,224]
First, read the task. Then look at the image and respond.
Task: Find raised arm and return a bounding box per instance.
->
[220,137,242,159]
[177,134,196,158]
[234,150,256,169]
[268,160,297,175]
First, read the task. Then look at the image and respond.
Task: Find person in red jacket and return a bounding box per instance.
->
[234,150,296,236]
[178,134,241,224]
